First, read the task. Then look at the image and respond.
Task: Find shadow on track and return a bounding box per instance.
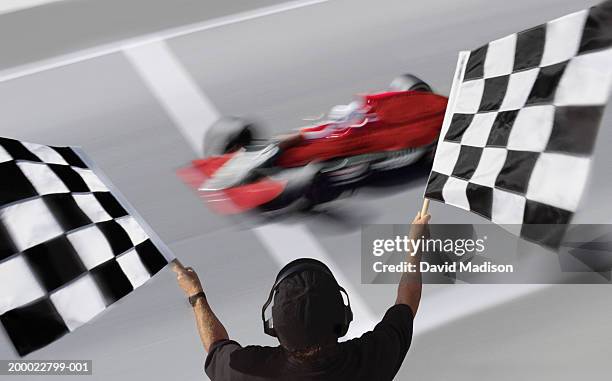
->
[252,157,433,234]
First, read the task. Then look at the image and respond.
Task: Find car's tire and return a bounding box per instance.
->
[203,117,257,156]
[303,170,344,208]
[274,164,342,211]
[389,74,433,93]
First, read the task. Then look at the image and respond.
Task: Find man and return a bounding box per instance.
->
[173,211,431,380]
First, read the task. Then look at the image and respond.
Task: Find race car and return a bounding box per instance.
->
[178,74,448,215]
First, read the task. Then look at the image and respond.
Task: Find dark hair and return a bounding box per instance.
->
[288,345,325,362]
[285,339,338,363]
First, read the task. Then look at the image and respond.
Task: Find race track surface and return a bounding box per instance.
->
[0,1,610,380]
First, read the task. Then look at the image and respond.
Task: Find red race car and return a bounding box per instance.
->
[178,74,448,215]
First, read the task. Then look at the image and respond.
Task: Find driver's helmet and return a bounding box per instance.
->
[327,101,363,125]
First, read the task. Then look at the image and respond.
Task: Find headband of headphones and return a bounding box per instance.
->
[261,258,353,338]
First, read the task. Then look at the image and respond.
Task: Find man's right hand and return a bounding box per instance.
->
[396,211,430,312]
[409,212,431,240]
[172,262,204,297]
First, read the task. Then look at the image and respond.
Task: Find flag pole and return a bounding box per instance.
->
[420,198,430,216]
[418,52,470,218]
[172,258,185,269]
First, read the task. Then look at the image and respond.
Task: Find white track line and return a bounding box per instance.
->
[124,43,217,154]
[0,0,330,83]
[0,0,65,15]
[414,284,548,337]
[124,41,378,338]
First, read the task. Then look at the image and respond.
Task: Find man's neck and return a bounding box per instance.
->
[284,341,340,367]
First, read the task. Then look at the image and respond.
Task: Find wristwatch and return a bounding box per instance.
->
[188,291,206,306]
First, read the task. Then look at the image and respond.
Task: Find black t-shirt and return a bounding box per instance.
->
[205,304,414,381]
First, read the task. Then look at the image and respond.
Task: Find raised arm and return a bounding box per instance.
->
[395,212,430,315]
[172,262,229,352]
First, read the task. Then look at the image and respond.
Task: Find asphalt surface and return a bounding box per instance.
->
[0,0,611,380]
[0,0,286,71]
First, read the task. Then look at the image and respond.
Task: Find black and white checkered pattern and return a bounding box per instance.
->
[0,137,170,356]
[425,1,612,248]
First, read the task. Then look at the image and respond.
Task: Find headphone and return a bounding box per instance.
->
[261,258,353,338]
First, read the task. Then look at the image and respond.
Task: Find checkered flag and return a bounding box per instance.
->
[425,1,612,248]
[0,137,172,356]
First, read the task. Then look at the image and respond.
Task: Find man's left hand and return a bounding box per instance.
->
[172,262,204,297]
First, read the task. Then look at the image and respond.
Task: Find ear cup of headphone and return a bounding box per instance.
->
[336,286,353,338]
[264,319,277,337]
[336,301,353,337]
[345,305,353,335]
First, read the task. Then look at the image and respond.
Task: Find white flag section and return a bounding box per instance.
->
[425,0,612,248]
[0,137,173,356]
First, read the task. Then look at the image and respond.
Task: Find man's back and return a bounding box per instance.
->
[173,213,429,381]
[205,304,414,381]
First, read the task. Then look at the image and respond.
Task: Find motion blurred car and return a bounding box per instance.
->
[178,74,448,215]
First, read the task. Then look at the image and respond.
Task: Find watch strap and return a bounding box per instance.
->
[188,291,206,306]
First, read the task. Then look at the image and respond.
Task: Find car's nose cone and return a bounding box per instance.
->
[199,145,279,191]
